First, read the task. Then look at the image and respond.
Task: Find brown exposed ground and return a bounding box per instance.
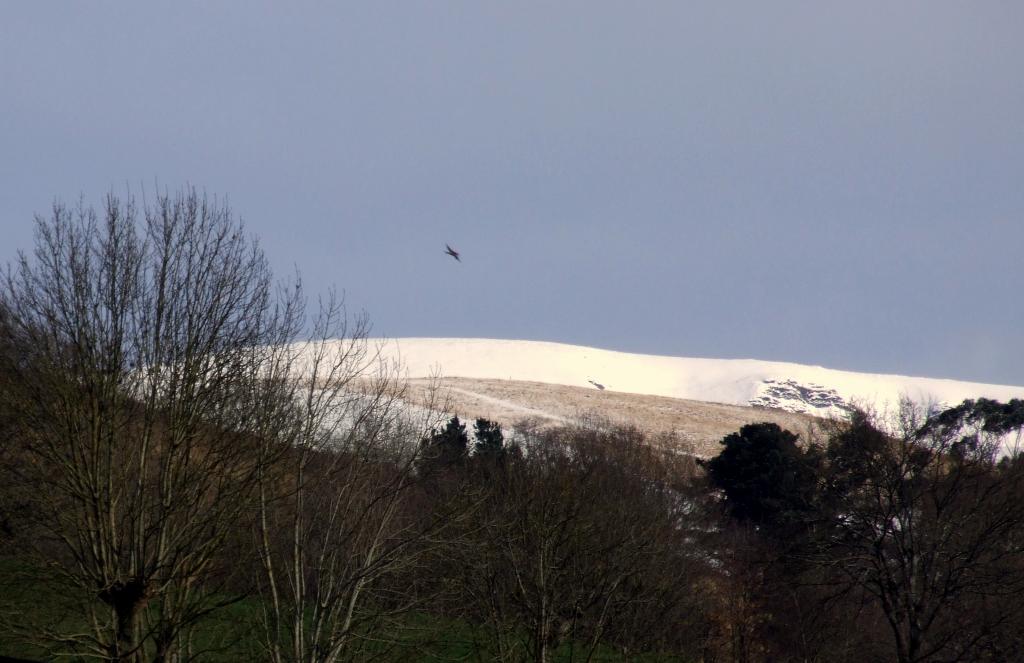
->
[405,377,822,457]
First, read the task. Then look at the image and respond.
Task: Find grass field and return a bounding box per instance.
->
[0,557,683,662]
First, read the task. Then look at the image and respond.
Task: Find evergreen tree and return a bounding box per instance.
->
[702,422,822,532]
[473,418,505,457]
[420,415,469,474]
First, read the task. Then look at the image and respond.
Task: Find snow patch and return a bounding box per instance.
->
[349,338,1024,415]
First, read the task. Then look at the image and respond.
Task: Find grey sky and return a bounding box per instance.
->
[2,2,1022,384]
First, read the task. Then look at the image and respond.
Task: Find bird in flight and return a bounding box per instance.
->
[444,244,461,262]
[588,380,606,391]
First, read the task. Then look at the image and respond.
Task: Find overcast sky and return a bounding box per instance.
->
[2,2,1022,384]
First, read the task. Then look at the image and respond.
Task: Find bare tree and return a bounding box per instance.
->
[0,191,305,661]
[814,402,1024,663]
[446,424,704,663]
[251,323,457,663]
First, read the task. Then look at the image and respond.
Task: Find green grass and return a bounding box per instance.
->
[0,556,262,662]
[0,557,685,661]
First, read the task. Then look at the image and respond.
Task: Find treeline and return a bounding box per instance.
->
[2,191,1024,662]
[700,402,1024,663]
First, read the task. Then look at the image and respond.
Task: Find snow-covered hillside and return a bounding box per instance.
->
[364,338,1024,417]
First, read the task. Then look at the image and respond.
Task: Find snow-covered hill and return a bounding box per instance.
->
[368,338,1024,417]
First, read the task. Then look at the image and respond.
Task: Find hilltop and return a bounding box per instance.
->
[359,338,1024,454]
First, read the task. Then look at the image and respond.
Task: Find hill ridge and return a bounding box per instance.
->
[361,338,1024,417]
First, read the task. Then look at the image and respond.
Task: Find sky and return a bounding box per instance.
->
[1,2,1022,385]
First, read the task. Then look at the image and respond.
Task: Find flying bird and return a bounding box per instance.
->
[588,380,606,391]
[444,244,461,262]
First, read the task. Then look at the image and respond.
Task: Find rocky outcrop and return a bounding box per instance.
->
[749,379,851,416]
